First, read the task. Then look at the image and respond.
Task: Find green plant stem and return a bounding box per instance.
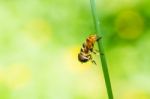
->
[90,0,114,99]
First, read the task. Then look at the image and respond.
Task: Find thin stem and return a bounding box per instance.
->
[90,0,114,99]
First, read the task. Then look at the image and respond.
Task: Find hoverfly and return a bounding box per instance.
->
[78,34,101,65]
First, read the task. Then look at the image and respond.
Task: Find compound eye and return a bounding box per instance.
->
[78,54,89,62]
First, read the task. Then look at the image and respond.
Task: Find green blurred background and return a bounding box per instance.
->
[0,0,150,99]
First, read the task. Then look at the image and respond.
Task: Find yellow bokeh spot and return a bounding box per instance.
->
[24,19,52,44]
[115,10,144,40]
[5,64,31,90]
[123,90,150,99]
[63,46,105,97]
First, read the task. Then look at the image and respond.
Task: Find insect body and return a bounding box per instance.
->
[78,34,101,64]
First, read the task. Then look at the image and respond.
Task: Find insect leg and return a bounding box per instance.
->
[92,49,99,54]
[91,60,97,65]
[96,36,102,41]
[92,49,104,56]
[88,54,97,65]
[90,48,98,55]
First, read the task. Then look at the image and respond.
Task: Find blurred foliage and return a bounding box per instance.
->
[0,0,150,99]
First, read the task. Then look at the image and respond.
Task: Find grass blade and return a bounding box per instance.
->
[90,0,114,99]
